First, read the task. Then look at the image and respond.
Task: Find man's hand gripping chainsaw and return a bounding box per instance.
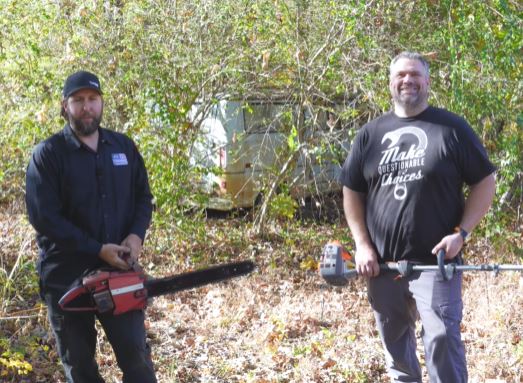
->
[319,241,523,286]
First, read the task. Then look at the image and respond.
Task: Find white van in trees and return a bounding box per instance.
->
[188,96,347,212]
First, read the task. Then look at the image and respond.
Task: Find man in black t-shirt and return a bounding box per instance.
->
[340,52,496,382]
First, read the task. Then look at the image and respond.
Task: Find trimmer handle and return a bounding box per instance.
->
[437,249,462,281]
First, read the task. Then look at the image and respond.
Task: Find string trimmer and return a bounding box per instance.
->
[319,241,523,286]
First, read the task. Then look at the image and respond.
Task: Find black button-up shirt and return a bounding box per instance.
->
[26,124,153,293]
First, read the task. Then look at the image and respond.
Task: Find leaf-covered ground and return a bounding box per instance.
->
[1,206,522,383]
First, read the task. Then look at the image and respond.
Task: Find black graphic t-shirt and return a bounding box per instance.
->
[340,106,496,264]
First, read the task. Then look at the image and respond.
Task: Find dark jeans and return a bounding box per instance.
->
[44,293,157,383]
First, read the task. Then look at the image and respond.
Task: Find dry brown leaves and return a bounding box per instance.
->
[1,207,522,382]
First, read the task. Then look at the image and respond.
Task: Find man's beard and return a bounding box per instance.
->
[69,113,102,136]
[394,87,427,111]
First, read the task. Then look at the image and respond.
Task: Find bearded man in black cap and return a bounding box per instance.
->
[26,71,157,383]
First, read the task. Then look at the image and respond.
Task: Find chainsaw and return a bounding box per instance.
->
[59,260,255,315]
[319,241,523,286]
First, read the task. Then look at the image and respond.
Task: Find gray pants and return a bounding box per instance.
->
[367,270,467,383]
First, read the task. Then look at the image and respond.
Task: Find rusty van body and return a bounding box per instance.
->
[188,97,347,211]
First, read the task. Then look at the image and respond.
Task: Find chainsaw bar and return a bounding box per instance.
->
[145,260,255,297]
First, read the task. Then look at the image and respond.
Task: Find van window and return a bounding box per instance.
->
[244,103,288,133]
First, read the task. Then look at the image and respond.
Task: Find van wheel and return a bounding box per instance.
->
[254,193,264,207]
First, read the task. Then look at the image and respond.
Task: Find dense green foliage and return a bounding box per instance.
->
[0,0,521,236]
[0,2,522,380]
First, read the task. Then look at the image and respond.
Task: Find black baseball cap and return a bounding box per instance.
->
[62,70,102,99]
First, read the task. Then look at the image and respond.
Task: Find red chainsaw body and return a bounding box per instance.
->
[59,269,148,315]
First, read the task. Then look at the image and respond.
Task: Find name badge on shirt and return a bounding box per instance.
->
[112,153,128,166]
